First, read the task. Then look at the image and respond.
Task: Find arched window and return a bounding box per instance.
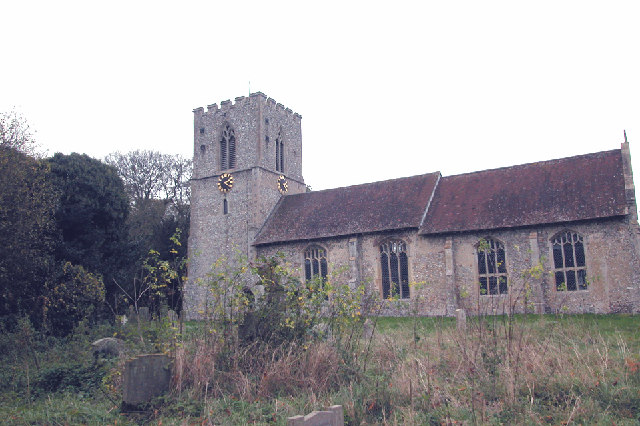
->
[477,238,508,295]
[551,231,587,291]
[220,123,236,170]
[304,245,327,282]
[380,240,409,299]
[275,128,284,173]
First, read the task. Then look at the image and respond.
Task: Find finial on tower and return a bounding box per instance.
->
[624,130,628,143]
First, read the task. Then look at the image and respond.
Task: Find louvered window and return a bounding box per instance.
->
[380,240,410,299]
[552,231,587,291]
[275,129,284,172]
[220,123,236,170]
[477,238,508,295]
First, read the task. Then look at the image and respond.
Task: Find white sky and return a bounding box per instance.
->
[1,0,639,192]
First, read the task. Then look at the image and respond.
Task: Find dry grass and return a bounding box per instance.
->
[163,314,639,424]
[375,315,640,424]
[173,336,343,403]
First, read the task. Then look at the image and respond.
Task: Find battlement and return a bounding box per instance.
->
[194,92,302,119]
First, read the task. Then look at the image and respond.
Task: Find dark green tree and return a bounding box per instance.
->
[47,153,130,306]
[0,146,58,323]
[42,262,105,336]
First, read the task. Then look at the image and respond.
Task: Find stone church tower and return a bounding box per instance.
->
[184,93,306,319]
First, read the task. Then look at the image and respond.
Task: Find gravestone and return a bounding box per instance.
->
[288,405,344,426]
[122,354,173,408]
[138,306,150,322]
[92,337,125,358]
[456,308,467,332]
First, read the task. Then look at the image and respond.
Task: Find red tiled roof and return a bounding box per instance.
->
[419,149,626,235]
[254,172,441,245]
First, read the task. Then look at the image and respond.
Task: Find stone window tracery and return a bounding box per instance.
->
[552,231,587,291]
[220,123,236,170]
[477,238,508,295]
[380,240,409,299]
[304,245,328,283]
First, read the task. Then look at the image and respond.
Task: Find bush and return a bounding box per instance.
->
[42,262,105,336]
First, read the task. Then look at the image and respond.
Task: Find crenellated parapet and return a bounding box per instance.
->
[194,92,301,120]
[186,93,306,320]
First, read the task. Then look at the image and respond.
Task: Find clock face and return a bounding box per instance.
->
[217,173,234,193]
[277,175,288,194]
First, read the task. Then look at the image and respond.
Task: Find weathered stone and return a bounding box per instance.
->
[185,94,305,320]
[185,94,640,319]
[122,354,173,407]
[92,337,125,358]
[128,305,136,322]
[137,307,150,322]
[288,405,344,426]
[456,309,467,332]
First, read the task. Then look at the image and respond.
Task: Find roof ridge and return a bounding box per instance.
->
[442,148,621,180]
[286,171,441,197]
[420,147,626,235]
[254,172,441,246]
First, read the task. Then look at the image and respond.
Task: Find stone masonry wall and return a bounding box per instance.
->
[185,93,305,320]
[255,217,640,316]
[451,218,640,315]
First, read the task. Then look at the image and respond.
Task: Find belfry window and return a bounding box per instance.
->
[380,240,409,299]
[552,231,587,291]
[477,238,508,295]
[220,123,236,170]
[304,246,328,282]
[275,129,284,172]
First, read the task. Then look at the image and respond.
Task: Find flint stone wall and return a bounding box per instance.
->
[256,217,640,315]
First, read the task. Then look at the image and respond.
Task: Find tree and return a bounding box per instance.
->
[0,146,58,323]
[105,150,191,257]
[1,112,121,333]
[47,153,130,304]
[105,150,191,313]
[104,150,191,206]
[42,262,105,336]
[0,109,40,156]
[161,154,192,209]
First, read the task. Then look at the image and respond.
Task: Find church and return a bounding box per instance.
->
[184,93,640,319]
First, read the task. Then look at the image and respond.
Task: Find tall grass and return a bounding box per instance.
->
[159,313,639,424]
[0,313,638,424]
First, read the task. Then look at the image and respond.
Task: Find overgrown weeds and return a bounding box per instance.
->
[1,313,638,424]
[0,251,638,425]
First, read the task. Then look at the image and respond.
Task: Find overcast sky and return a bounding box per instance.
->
[2,1,639,193]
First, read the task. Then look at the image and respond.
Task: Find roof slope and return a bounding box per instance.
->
[254,172,440,245]
[419,149,626,235]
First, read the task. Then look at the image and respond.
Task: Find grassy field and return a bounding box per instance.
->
[1,313,639,425]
